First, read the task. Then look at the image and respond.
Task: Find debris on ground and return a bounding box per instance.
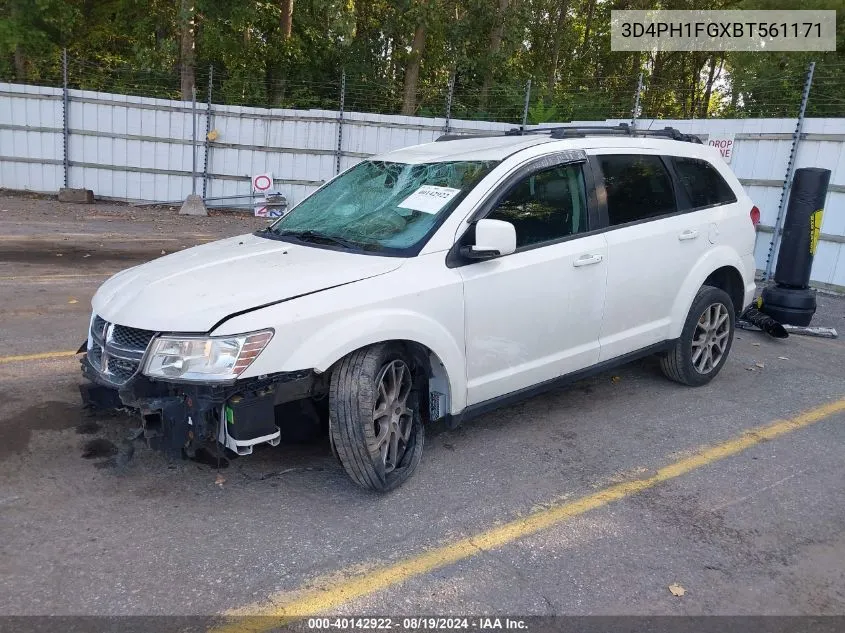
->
[668,583,686,597]
[782,325,838,339]
[737,307,788,338]
[215,473,226,487]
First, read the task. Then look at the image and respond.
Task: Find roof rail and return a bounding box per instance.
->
[550,123,703,144]
[434,132,508,142]
[436,123,703,144]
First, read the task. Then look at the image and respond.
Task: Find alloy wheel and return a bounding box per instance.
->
[691,302,731,374]
[372,360,414,473]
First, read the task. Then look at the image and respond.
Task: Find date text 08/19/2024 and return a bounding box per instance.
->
[305,617,528,630]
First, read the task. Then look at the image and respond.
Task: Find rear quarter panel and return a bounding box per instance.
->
[666,147,757,338]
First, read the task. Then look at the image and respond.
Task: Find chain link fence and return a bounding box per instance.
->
[6,52,845,125]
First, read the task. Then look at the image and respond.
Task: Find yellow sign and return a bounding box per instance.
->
[810,209,823,255]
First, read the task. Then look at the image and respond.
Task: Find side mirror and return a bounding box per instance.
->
[460,218,517,260]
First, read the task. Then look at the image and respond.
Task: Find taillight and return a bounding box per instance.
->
[750,205,761,227]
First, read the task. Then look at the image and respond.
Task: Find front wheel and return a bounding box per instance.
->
[329,344,424,491]
[660,286,735,386]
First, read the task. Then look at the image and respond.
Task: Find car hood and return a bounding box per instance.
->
[92,233,403,332]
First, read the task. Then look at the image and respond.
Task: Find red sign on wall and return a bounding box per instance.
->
[708,135,735,163]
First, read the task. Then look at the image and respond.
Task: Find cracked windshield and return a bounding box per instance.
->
[268,159,498,252]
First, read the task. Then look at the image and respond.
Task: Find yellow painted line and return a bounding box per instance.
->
[214,397,845,632]
[0,350,79,364]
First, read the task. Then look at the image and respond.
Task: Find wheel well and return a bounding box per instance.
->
[703,266,744,314]
[329,340,452,423]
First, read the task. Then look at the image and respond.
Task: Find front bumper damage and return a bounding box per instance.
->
[80,353,322,459]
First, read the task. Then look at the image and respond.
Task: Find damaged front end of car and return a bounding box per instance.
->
[79,314,325,460]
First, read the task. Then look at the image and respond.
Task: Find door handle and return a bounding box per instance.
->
[573,253,603,267]
[678,229,699,241]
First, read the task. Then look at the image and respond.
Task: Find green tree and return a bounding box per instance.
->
[1,0,843,119]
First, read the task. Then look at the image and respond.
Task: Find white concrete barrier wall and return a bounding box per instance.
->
[1,82,843,289]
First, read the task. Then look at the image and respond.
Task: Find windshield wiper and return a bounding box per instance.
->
[275,230,381,251]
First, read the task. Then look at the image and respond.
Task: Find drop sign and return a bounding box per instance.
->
[708,134,735,164]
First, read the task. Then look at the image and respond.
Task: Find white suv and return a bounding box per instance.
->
[81,125,757,491]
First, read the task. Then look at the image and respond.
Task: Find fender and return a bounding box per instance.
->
[668,245,747,339]
[279,308,467,414]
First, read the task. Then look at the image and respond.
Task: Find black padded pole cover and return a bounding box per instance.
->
[774,167,831,288]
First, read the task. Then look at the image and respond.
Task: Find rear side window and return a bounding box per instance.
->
[598,154,676,226]
[672,157,737,209]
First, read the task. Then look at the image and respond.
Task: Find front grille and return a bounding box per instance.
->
[111,324,156,349]
[88,315,156,386]
[107,357,139,383]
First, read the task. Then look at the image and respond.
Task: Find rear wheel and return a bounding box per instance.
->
[329,344,424,491]
[660,286,735,386]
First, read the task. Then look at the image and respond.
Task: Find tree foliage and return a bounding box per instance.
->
[1,0,844,121]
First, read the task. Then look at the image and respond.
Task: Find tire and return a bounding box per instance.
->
[759,286,817,326]
[329,343,424,492]
[760,285,817,310]
[660,285,735,387]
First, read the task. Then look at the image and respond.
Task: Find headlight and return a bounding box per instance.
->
[143,330,273,382]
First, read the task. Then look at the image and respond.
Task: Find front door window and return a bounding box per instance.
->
[487,163,588,248]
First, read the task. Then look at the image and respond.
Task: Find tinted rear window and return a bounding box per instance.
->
[599,154,677,226]
[672,157,737,209]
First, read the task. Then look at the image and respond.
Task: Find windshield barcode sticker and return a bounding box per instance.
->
[398,185,461,214]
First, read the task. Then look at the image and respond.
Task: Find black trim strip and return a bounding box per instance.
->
[588,154,610,228]
[661,154,684,212]
[446,340,674,427]
[582,156,602,231]
[661,154,694,211]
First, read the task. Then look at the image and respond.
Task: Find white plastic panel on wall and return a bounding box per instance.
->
[0,81,843,288]
[0,83,64,191]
